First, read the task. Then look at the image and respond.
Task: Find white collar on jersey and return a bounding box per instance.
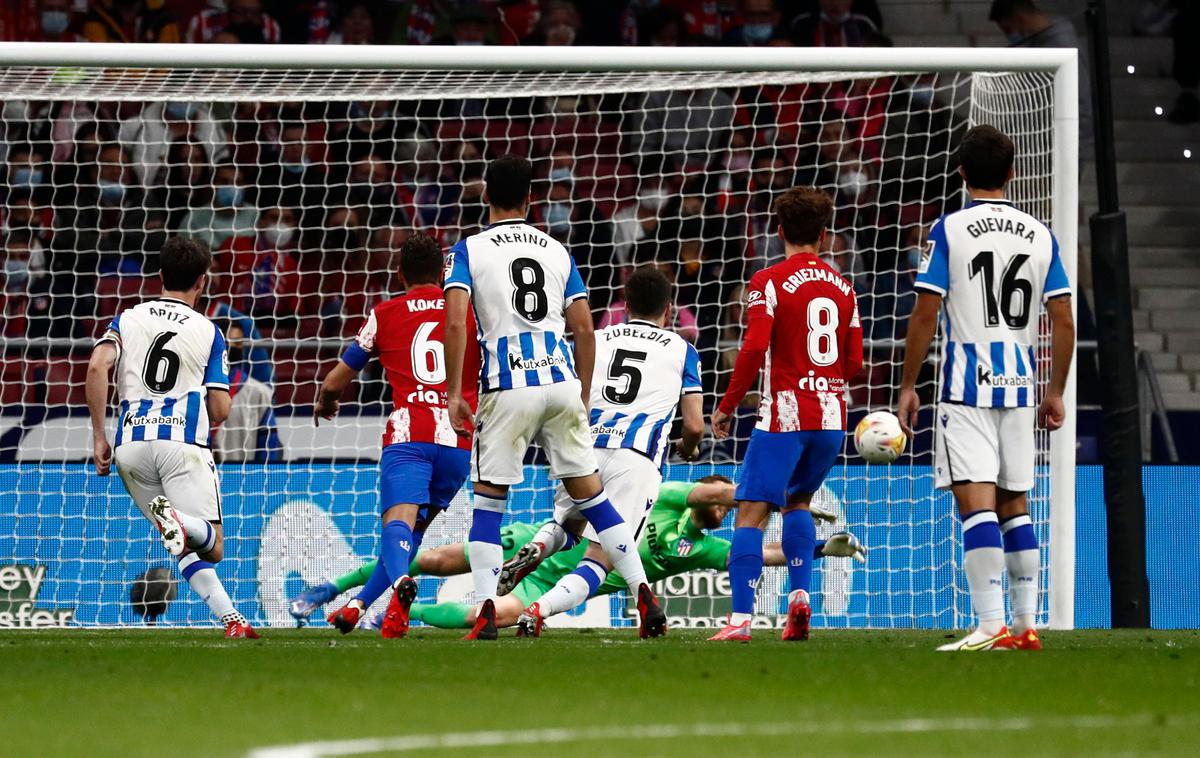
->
[969,198,1013,206]
[485,218,528,230]
[156,297,191,306]
[626,319,662,328]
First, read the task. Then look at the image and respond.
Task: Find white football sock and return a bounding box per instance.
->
[576,491,648,594]
[178,553,239,623]
[538,562,607,616]
[962,511,1006,636]
[1001,515,1040,634]
[531,520,569,559]
[173,510,217,553]
[729,613,752,626]
[468,495,506,604]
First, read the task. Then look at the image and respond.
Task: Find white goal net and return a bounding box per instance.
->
[0,45,1077,630]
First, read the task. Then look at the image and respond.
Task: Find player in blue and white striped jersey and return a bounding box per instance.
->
[443,155,666,639]
[899,126,1075,652]
[86,237,257,638]
[499,266,704,636]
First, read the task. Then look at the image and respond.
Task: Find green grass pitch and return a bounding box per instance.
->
[1,629,1197,757]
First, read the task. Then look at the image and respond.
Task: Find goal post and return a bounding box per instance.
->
[0,43,1078,630]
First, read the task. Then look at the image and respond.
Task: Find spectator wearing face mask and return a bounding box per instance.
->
[187,0,281,43]
[25,0,83,42]
[117,101,229,184]
[537,165,616,305]
[212,205,298,316]
[612,178,669,267]
[209,318,283,463]
[93,143,152,275]
[727,0,785,46]
[525,0,582,45]
[3,143,49,207]
[791,0,877,46]
[182,163,259,250]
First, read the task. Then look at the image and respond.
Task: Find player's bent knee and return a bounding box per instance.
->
[494,596,525,627]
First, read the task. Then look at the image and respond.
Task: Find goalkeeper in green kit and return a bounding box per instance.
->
[290,475,866,631]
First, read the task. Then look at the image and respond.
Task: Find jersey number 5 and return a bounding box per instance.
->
[807,298,839,366]
[411,322,446,383]
[142,331,181,393]
[603,349,647,405]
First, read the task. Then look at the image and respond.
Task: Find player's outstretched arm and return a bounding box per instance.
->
[898,292,942,437]
[564,299,596,408]
[1039,295,1075,431]
[313,361,356,424]
[86,342,118,477]
[443,287,472,434]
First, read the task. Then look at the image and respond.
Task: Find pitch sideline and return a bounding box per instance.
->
[248,714,1183,757]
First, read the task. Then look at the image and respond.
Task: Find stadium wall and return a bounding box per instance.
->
[0,464,1195,630]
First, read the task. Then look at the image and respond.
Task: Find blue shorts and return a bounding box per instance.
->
[380,442,470,515]
[735,429,844,508]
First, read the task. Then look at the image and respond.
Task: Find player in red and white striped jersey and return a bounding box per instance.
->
[314,233,479,639]
[709,187,863,642]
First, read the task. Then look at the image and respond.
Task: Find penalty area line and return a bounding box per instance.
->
[247,714,1182,757]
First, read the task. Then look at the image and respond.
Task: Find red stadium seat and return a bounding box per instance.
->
[44,359,88,407]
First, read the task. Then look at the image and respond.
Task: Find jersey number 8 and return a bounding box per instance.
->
[510,258,549,322]
[807,298,839,366]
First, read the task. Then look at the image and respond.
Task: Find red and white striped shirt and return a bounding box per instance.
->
[349,285,479,451]
[718,253,863,432]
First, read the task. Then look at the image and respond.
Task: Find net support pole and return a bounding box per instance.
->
[1048,51,1080,631]
[1085,0,1151,628]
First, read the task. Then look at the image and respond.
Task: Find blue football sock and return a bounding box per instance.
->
[381,520,415,589]
[782,509,817,596]
[728,526,764,616]
[354,559,391,608]
[813,541,826,559]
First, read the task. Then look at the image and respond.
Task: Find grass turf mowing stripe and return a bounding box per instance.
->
[249,714,1190,757]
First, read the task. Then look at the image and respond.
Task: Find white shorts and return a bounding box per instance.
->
[553,447,660,543]
[934,404,1036,492]
[472,381,597,486]
[115,441,222,522]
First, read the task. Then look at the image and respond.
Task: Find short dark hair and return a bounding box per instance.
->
[159,236,212,291]
[774,186,833,245]
[485,155,532,211]
[624,265,673,320]
[399,232,444,286]
[988,0,1035,23]
[698,474,733,485]
[958,125,1015,190]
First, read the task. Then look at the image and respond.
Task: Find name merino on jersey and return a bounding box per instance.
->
[915,199,1071,408]
[98,298,230,448]
[443,220,584,392]
[588,321,702,465]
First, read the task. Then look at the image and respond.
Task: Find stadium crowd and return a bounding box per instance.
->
[0,0,978,461]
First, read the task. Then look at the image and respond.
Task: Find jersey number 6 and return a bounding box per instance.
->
[142,331,181,393]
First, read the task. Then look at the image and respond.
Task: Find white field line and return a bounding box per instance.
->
[248,714,1185,758]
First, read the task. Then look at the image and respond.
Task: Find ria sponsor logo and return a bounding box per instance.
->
[797,371,846,393]
[975,366,1034,388]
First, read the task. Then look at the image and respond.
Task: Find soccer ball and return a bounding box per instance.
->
[854,411,907,464]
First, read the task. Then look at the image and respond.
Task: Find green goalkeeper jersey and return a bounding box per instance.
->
[529,481,730,597]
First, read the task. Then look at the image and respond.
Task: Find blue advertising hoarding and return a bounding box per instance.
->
[0,464,1195,629]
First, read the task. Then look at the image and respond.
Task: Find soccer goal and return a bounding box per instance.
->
[0,43,1077,630]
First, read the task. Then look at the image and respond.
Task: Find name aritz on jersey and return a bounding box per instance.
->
[148,306,190,323]
[602,325,673,346]
[780,266,851,296]
[965,216,1037,242]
